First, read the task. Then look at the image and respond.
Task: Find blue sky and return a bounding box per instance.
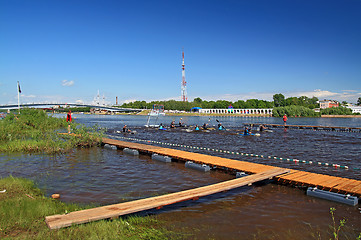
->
[1,0,360,105]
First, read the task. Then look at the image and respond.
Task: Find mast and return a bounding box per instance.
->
[181,50,188,102]
[17,81,21,114]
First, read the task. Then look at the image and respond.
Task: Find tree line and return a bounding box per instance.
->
[118,94,320,111]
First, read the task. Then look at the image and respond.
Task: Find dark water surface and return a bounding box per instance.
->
[1,114,360,239]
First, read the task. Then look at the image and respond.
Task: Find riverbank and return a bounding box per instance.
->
[133,109,361,118]
[321,115,361,118]
[0,109,102,154]
[0,176,178,239]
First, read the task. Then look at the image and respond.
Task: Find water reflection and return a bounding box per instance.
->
[0,149,233,205]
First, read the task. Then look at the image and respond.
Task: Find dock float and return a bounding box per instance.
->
[244,123,361,132]
[45,168,288,230]
[101,138,361,197]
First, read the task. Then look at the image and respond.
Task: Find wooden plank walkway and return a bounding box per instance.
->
[243,123,361,132]
[45,168,288,230]
[102,138,361,197]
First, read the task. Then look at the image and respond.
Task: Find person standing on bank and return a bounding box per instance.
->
[283,114,288,126]
[66,110,72,133]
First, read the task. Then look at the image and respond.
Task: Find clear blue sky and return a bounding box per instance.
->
[1,0,360,105]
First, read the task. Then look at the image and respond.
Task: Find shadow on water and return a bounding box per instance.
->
[127,184,255,218]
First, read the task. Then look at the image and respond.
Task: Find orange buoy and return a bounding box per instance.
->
[51,194,60,199]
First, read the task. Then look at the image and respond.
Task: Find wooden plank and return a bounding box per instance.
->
[275,169,300,178]
[45,168,289,230]
[315,177,346,188]
[349,184,361,193]
[332,180,360,191]
[286,172,320,183]
[302,175,338,186]
[281,171,310,181]
[339,182,361,193]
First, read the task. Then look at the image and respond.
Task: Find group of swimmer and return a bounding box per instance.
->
[157,118,230,132]
[123,120,272,136]
[120,114,288,135]
[159,118,185,130]
[243,124,268,135]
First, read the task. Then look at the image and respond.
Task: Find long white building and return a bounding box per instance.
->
[198,108,273,115]
[347,106,361,114]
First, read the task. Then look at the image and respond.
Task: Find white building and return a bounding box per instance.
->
[198,108,273,115]
[347,106,361,114]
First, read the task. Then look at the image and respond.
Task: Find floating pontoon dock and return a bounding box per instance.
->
[99,138,361,197]
[45,137,361,229]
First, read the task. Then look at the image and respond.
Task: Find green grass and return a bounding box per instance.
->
[0,176,181,239]
[0,109,103,154]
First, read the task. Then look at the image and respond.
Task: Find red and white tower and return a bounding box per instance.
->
[181,50,188,102]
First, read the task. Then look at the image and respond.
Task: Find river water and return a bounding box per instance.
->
[0,114,360,239]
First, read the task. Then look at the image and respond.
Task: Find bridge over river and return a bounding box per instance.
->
[0,103,141,112]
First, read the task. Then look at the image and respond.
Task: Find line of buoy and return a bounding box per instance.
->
[110,135,358,171]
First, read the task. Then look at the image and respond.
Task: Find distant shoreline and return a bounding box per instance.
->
[71,111,361,118]
[320,115,361,118]
[134,111,272,117]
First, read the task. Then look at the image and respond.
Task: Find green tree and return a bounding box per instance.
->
[357,97,361,106]
[320,106,352,115]
[273,105,320,117]
[245,99,258,108]
[233,100,245,108]
[194,97,203,104]
[215,100,231,109]
[273,93,285,107]
[285,97,299,106]
[257,101,267,108]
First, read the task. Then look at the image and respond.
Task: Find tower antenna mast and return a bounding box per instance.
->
[181,49,188,102]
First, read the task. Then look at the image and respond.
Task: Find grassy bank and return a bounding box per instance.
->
[0,109,102,154]
[0,176,179,239]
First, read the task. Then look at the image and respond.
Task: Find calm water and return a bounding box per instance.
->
[1,114,360,239]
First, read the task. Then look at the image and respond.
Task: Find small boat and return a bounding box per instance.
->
[145,104,164,127]
[148,104,165,116]
[148,111,165,116]
[144,124,160,128]
[240,133,261,136]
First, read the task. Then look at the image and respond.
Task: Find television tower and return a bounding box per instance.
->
[181,50,188,102]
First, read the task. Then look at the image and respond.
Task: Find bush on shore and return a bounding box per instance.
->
[320,106,353,115]
[0,109,102,154]
[272,105,320,117]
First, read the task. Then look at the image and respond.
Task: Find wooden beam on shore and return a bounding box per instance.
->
[45,168,288,230]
